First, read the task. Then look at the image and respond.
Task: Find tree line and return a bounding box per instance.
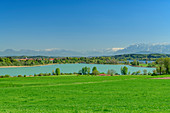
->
[0,54,169,68]
[0,57,53,66]
[8,53,170,60]
[156,58,170,75]
[0,65,165,78]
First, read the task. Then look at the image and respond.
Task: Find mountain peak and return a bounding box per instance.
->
[116,43,170,54]
[0,43,170,56]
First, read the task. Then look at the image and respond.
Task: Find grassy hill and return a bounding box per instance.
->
[0,75,170,113]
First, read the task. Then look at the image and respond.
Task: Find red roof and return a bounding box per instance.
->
[99,74,106,76]
[17,59,26,61]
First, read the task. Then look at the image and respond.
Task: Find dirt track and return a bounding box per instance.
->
[151,77,170,79]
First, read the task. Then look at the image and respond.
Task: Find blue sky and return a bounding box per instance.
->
[0,0,170,51]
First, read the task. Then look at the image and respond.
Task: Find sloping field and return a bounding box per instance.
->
[0,75,169,113]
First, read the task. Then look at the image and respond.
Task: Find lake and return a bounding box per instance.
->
[119,60,155,64]
[0,64,156,76]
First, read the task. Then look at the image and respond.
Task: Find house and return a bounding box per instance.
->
[99,74,106,76]
[49,58,54,61]
[99,74,111,76]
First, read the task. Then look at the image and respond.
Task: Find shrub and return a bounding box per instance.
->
[38,73,44,76]
[131,72,136,75]
[151,70,157,76]
[148,72,152,75]
[136,70,141,75]
[107,69,116,76]
[78,70,82,75]
[92,67,100,76]
[4,75,10,78]
[55,68,61,75]
[143,69,148,75]
[73,72,77,74]
[92,70,100,76]
[43,73,48,76]
[24,75,27,77]
[115,73,120,75]
[18,75,23,77]
[121,66,128,75]
[92,67,97,72]
[128,72,131,75]
[52,70,55,75]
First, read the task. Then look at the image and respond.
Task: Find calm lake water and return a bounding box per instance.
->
[0,64,156,76]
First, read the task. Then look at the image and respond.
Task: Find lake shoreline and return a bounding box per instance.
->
[0,63,154,68]
[0,64,57,68]
[0,63,156,76]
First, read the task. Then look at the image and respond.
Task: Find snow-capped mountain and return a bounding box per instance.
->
[0,43,170,56]
[115,43,170,54]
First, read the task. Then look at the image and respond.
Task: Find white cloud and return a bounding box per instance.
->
[105,48,124,52]
[152,42,170,46]
[111,48,124,51]
[44,48,61,51]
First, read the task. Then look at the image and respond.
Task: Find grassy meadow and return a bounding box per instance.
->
[0,75,170,113]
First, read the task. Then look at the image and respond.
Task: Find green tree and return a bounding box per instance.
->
[110,69,116,76]
[156,58,164,75]
[145,61,148,64]
[84,67,88,74]
[121,66,128,75]
[136,70,141,75]
[143,69,147,75]
[152,69,157,76]
[52,70,55,75]
[92,70,100,76]
[92,67,97,72]
[0,57,4,62]
[131,60,137,66]
[107,69,111,75]
[55,68,60,75]
[107,69,116,76]
[82,67,88,75]
[78,70,82,75]
[87,67,90,75]
[92,67,99,76]
[82,67,85,75]
[164,58,170,74]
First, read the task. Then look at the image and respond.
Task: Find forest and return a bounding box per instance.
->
[0,54,169,67]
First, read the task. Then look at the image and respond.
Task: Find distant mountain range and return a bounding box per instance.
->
[0,43,170,56]
[115,43,170,55]
[0,49,83,56]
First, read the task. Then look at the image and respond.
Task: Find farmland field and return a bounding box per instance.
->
[0,75,170,113]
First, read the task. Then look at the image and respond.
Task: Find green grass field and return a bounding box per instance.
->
[0,75,170,113]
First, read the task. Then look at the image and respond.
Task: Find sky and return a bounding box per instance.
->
[0,0,170,51]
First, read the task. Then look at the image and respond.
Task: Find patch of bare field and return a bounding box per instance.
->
[151,77,170,79]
